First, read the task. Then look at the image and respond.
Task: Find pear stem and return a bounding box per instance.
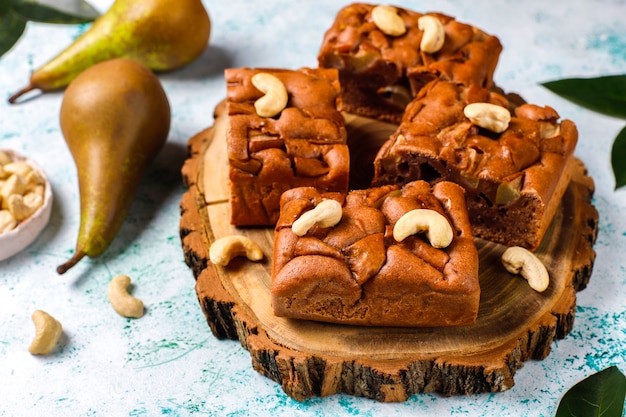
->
[57,251,86,275]
[8,84,36,104]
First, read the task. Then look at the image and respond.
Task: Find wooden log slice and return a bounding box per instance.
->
[179,103,598,402]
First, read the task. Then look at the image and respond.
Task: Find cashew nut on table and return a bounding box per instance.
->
[108,274,145,318]
[28,309,63,355]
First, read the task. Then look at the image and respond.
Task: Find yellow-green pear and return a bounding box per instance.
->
[56,58,170,274]
[9,0,210,103]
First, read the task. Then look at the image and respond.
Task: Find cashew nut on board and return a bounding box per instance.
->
[393,208,454,248]
[251,72,289,118]
[291,199,343,236]
[28,309,63,355]
[501,246,550,292]
[108,274,145,318]
[209,235,264,266]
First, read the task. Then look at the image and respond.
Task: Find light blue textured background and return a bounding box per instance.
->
[1,1,625,416]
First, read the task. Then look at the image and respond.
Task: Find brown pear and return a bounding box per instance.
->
[57,58,170,274]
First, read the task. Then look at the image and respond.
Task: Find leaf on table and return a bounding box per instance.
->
[542,75,626,120]
[0,0,98,60]
[611,126,626,190]
[555,366,626,417]
[0,7,27,57]
[11,0,99,24]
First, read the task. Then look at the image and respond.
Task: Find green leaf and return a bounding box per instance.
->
[0,0,98,60]
[0,7,27,57]
[555,366,626,417]
[611,126,626,190]
[11,0,99,24]
[542,75,626,120]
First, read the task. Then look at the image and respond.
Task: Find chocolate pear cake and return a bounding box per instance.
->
[271,180,480,327]
[372,80,578,249]
[318,3,502,123]
[225,67,349,226]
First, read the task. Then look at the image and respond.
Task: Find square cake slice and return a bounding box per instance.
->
[372,80,578,250]
[317,3,502,123]
[225,67,349,226]
[271,180,480,327]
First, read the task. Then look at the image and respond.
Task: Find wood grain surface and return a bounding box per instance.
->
[179,104,598,402]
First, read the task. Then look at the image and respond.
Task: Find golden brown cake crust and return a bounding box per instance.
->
[271,180,480,327]
[225,67,349,226]
[317,3,502,123]
[372,80,578,249]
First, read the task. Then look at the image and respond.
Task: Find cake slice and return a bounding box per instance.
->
[225,67,349,226]
[372,80,578,250]
[317,3,502,123]
[271,180,480,327]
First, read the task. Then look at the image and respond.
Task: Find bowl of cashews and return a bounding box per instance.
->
[0,149,53,261]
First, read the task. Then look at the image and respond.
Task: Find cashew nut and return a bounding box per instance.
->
[30,184,46,200]
[379,85,413,107]
[28,309,63,355]
[1,174,27,206]
[108,275,145,318]
[209,235,264,266]
[3,161,33,177]
[251,72,289,118]
[291,199,343,236]
[371,5,406,37]
[418,15,446,53]
[0,155,46,234]
[25,169,45,187]
[0,150,12,166]
[6,192,42,221]
[464,102,511,133]
[0,210,17,233]
[393,208,454,248]
[501,246,549,292]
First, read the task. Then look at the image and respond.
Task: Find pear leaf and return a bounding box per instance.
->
[0,0,98,60]
[611,126,626,190]
[11,0,100,24]
[542,75,626,120]
[555,366,626,417]
[0,6,27,57]
[542,74,626,191]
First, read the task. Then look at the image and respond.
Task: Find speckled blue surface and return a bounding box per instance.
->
[0,1,625,416]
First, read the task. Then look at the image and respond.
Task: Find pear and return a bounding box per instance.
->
[9,0,210,104]
[56,58,170,274]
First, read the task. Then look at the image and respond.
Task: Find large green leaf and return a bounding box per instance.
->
[611,126,626,190]
[542,74,626,191]
[555,366,626,417]
[0,7,27,57]
[0,0,98,60]
[11,0,99,24]
[542,75,626,120]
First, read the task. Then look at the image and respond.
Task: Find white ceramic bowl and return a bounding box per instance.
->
[0,150,53,261]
